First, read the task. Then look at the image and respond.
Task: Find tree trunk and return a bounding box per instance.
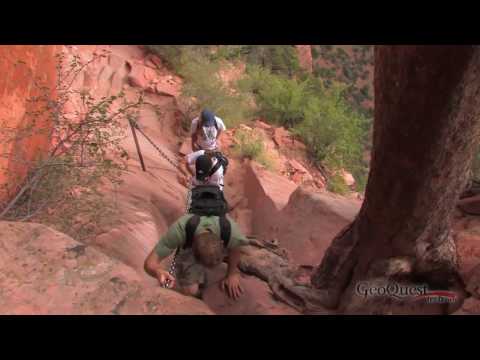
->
[311,46,480,313]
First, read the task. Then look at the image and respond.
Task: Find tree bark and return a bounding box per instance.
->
[311,46,480,313]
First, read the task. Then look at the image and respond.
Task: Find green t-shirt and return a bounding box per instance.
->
[155,214,250,258]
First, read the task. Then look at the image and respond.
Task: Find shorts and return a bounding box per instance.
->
[174,248,207,287]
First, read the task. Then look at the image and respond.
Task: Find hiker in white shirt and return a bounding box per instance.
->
[190,109,226,151]
[185,150,229,190]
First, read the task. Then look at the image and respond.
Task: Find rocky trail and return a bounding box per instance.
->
[3,45,480,315]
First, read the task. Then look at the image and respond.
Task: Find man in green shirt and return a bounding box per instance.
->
[144,213,250,300]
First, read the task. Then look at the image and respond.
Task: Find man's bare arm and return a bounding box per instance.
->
[221,247,244,300]
[226,247,242,276]
[144,249,176,287]
[185,158,195,177]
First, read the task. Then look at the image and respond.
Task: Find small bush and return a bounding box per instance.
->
[0,51,145,241]
[237,66,309,128]
[327,173,349,195]
[233,128,274,170]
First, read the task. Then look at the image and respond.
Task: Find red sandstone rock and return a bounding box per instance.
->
[272,127,291,148]
[254,119,272,131]
[0,221,213,315]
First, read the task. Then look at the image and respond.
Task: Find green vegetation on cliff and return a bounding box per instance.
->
[146,45,372,192]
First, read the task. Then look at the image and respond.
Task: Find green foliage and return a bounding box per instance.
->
[233,128,274,170]
[180,56,251,128]
[327,173,349,195]
[342,66,355,81]
[237,66,308,128]
[314,66,336,80]
[360,85,370,100]
[292,83,366,172]
[238,66,368,190]
[147,45,251,128]
[147,44,373,194]
[244,45,301,77]
[213,45,251,61]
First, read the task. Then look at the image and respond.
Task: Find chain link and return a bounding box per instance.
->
[130,119,182,172]
[129,118,189,289]
[162,185,192,289]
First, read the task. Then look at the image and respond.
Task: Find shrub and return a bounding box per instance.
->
[237,66,309,128]
[0,51,146,241]
[147,45,252,129]
[180,55,252,128]
[292,82,366,172]
[327,173,349,195]
[233,128,274,170]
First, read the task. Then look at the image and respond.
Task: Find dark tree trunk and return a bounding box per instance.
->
[311,46,480,313]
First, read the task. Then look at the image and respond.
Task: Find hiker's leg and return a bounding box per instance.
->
[179,283,200,297]
[175,249,207,298]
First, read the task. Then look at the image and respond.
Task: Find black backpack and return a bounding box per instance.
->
[183,185,231,250]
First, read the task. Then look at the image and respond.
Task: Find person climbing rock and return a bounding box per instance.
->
[145,214,248,299]
[184,150,229,191]
[144,211,249,300]
[191,109,226,151]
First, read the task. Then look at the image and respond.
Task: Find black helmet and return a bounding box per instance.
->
[195,155,213,181]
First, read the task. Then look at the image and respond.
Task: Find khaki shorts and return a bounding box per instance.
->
[174,248,207,287]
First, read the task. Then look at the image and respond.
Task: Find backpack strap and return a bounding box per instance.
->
[184,215,201,249]
[208,156,224,177]
[219,215,231,248]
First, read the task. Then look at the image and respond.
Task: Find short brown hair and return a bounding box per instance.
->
[192,230,224,268]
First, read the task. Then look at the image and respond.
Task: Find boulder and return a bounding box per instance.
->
[341,170,356,187]
[254,119,272,131]
[273,127,291,148]
[0,221,213,315]
[202,264,300,315]
[288,159,309,174]
[127,61,157,91]
[155,81,177,97]
[244,161,298,240]
[274,185,361,265]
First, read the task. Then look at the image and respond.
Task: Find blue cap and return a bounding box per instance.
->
[201,109,216,127]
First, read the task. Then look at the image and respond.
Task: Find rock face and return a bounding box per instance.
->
[0,45,58,201]
[58,46,187,276]
[202,264,300,315]
[244,161,298,241]
[275,185,361,266]
[0,221,213,315]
